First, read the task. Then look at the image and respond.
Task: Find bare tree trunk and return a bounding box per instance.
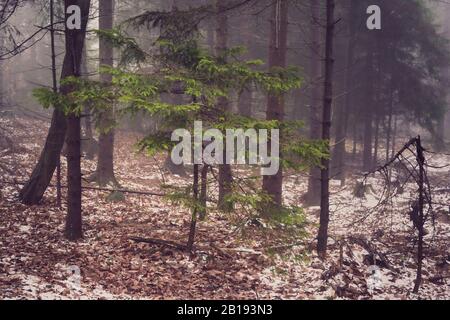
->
[362,50,374,172]
[64,0,91,241]
[385,84,394,162]
[187,164,199,252]
[81,46,96,160]
[262,0,288,209]
[216,0,233,211]
[95,0,116,186]
[237,15,254,118]
[49,0,62,208]
[305,0,322,206]
[317,0,335,259]
[373,114,380,168]
[330,0,356,185]
[391,115,397,158]
[413,136,425,293]
[199,164,208,220]
[20,0,95,205]
[352,121,357,160]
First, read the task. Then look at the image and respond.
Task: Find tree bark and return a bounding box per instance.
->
[81,45,96,160]
[413,136,425,293]
[391,115,397,159]
[362,46,374,172]
[261,0,288,209]
[385,84,394,162]
[199,164,208,220]
[237,15,254,118]
[373,114,380,168]
[330,0,356,185]
[50,0,62,208]
[95,0,116,186]
[19,0,92,205]
[216,0,233,211]
[64,0,91,241]
[305,0,322,206]
[187,164,199,252]
[317,0,335,259]
[19,108,67,204]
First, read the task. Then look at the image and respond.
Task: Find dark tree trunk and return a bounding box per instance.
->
[50,0,62,208]
[317,0,335,259]
[95,0,116,186]
[413,136,425,293]
[187,164,199,252]
[66,114,82,240]
[81,46,96,160]
[352,121,358,160]
[330,0,356,185]
[236,15,254,118]
[305,0,322,206]
[262,0,288,209]
[19,108,67,204]
[385,84,394,162]
[64,0,91,241]
[216,0,233,211]
[373,114,380,168]
[434,119,446,151]
[238,88,253,118]
[19,0,91,206]
[391,115,397,158]
[362,51,374,172]
[199,164,208,220]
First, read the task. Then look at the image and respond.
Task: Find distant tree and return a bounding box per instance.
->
[262,0,288,209]
[93,0,117,186]
[317,0,335,259]
[348,0,449,170]
[330,0,357,185]
[215,0,233,211]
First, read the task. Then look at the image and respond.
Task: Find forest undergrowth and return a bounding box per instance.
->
[1,116,449,300]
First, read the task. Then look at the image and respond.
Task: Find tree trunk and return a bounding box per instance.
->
[391,115,397,158]
[317,0,335,259]
[216,0,233,211]
[81,46,96,160]
[330,0,356,185]
[238,88,253,118]
[236,15,254,118]
[50,0,62,208]
[262,0,288,209]
[187,164,199,252]
[385,84,394,162]
[305,0,322,206]
[19,108,67,204]
[95,0,116,186]
[413,136,425,293]
[362,50,374,172]
[199,164,208,220]
[373,114,380,168]
[64,0,91,241]
[19,0,94,205]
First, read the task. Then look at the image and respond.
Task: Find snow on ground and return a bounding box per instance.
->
[0,116,449,300]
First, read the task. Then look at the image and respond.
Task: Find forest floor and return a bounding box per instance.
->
[0,115,449,300]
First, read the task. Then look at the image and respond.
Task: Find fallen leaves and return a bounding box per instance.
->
[0,116,449,300]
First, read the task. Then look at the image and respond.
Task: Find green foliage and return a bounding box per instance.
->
[95,29,146,65]
[162,184,206,214]
[136,133,174,156]
[31,5,326,236]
